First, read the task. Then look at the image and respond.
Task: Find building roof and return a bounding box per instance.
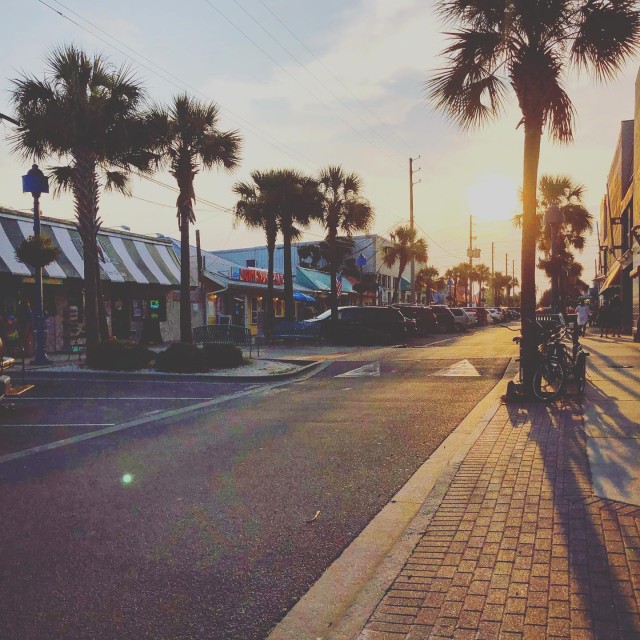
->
[0,208,180,285]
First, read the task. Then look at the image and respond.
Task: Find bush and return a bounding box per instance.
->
[154,342,209,373]
[90,339,155,371]
[203,343,245,369]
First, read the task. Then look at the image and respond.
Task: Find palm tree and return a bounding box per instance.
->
[383,226,428,303]
[316,166,374,321]
[271,171,323,321]
[150,94,241,342]
[427,1,640,388]
[416,265,440,303]
[232,171,280,340]
[9,45,157,362]
[472,263,491,305]
[515,174,593,309]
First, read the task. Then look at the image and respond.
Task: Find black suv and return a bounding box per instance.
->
[307,306,408,341]
[392,305,439,336]
[429,305,457,333]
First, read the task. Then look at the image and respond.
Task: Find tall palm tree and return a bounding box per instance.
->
[316,166,374,321]
[416,265,440,303]
[232,171,280,340]
[472,263,491,305]
[427,0,640,388]
[271,171,323,321]
[9,45,156,362]
[150,94,241,342]
[383,226,428,303]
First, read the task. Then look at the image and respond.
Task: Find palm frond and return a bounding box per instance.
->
[572,0,640,81]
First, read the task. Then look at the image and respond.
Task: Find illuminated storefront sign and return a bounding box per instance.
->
[230,266,284,286]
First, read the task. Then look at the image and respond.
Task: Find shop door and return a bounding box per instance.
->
[112,295,130,339]
[232,297,246,327]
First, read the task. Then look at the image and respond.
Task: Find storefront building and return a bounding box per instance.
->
[0,208,182,352]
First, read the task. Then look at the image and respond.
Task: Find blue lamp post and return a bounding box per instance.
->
[22,164,51,365]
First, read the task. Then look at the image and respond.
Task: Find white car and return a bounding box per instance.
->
[486,308,503,324]
[461,308,479,327]
[450,307,473,331]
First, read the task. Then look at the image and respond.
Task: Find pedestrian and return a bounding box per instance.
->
[3,305,21,356]
[597,301,611,338]
[575,299,589,338]
[609,295,623,337]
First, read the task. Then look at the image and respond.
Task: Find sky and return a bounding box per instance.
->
[1,0,638,290]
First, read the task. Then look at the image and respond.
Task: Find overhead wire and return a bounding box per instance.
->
[203,0,406,170]
[39,0,321,172]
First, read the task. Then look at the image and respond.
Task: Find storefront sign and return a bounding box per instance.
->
[20,276,64,285]
[230,266,284,286]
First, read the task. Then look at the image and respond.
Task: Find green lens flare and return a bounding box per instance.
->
[121,473,133,485]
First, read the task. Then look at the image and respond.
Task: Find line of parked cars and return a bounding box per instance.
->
[302,304,519,343]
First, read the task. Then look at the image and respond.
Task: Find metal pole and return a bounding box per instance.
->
[32,192,49,365]
[469,215,473,305]
[491,241,495,306]
[409,157,418,304]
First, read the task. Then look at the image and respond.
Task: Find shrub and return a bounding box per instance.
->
[154,342,209,373]
[203,343,245,369]
[90,339,155,371]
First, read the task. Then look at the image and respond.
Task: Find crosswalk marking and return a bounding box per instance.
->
[431,359,480,377]
[336,362,381,378]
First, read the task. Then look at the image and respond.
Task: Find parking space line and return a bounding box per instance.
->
[14,397,216,401]
[2,423,115,428]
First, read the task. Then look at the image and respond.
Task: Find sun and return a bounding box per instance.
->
[467,173,520,222]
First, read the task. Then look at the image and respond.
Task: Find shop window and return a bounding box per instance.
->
[274,298,284,317]
[246,259,256,267]
[131,296,166,321]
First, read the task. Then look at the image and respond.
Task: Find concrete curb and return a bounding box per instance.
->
[268,357,519,640]
[21,359,323,383]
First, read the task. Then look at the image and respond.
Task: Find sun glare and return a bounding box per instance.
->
[467,174,520,222]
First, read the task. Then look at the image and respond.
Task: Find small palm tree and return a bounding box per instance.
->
[383,226,428,303]
[9,45,156,362]
[232,171,281,340]
[427,0,640,387]
[150,94,241,342]
[317,166,374,320]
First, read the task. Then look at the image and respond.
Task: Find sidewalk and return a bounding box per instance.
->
[356,334,640,640]
[271,333,640,640]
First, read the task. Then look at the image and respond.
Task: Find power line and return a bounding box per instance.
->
[38,0,321,172]
[231,0,410,161]
[203,0,406,170]
[256,0,416,155]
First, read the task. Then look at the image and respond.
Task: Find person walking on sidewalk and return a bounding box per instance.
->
[575,299,589,338]
[597,300,611,338]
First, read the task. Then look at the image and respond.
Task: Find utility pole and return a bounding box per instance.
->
[469,216,473,305]
[512,259,515,305]
[409,156,421,304]
[491,241,495,306]
[505,253,509,306]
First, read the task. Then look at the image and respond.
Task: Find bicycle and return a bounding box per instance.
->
[506,320,589,402]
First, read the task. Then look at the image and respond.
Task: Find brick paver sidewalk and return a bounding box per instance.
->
[360,401,640,640]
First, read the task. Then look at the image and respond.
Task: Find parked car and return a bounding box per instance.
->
[450,307,473,331]
[469,307,489,326]
[429,305,457,333]
[461,307,479,327]
[306,305,408,342]
[485,308,504,324]
[392,304,439,336]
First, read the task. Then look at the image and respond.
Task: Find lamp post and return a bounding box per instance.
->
[544,204,563,314]
[22,164,51,365]
[356,253,367,304]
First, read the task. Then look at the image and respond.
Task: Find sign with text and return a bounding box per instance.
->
[230,266,284,286]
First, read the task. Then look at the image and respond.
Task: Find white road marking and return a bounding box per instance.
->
[2,424,115,428]
[431,359,481,377]
[336,362,381,378]
[14,397,214,401]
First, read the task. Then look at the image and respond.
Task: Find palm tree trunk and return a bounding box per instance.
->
[521,122,543,390]
[95,261,109,341]
[283,230,294,321]
[179,205,193,343]
[74,154,100,364]
[266,239,275,342]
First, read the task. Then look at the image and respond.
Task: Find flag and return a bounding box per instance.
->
[336,270,343,297]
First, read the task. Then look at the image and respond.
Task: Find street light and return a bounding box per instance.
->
[544,204,563,313]
[22,164,50,365]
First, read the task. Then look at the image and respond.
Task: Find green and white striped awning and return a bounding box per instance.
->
[0,209,180,285]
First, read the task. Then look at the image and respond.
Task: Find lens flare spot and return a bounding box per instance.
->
[121,473,134,485]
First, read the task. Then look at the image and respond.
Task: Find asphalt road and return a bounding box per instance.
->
[0,327,517,640]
